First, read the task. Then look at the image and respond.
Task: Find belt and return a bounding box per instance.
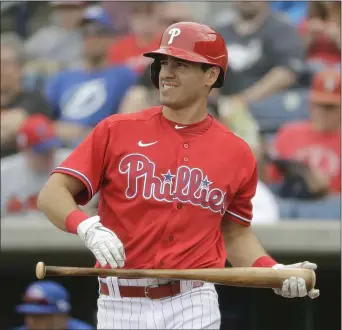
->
[100,280,202,299]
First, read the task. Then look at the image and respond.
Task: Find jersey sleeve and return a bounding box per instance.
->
[225,148,258,227]
[52,119,111,205]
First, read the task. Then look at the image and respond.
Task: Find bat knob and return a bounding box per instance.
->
[36,261,46,280]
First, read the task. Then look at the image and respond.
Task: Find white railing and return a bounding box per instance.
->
[1,214,340,254]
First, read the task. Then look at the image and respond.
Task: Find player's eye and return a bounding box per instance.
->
[160,60,168,66]
[176,62,187,68]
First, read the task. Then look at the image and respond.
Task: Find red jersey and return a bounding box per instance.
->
[53,107,257,269]
[267,121,341,193]
[108,34,161,74]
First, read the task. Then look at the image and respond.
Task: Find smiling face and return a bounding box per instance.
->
[158,56,220,110]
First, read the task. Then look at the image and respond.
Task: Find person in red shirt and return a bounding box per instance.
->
[267,70,341,194]
[298,1,341,66]
[107,2,161,74]
[38,22,319,329]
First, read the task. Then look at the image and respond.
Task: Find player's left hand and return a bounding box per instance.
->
[272,261,320,299]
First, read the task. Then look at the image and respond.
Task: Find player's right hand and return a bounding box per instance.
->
[272,262,320,299]
[76,216,125,268]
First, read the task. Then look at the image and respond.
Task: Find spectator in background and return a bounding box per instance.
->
[266,70,341,197]
[25,1,86,70]
[119,66,159,114]
[298,1,341,68]
[45,6,136,148]
[217,1,304,105]
[14,280,93,330]
[155,2,193,31]
[101,1,131,36]
[1,33,52,158]
[270,1,308,25]
[107,2,161,74]
[1,114,71,217]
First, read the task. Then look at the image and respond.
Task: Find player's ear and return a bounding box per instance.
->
[205,66,220,88]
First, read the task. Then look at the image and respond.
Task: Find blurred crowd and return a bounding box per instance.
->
[1,0,341,225]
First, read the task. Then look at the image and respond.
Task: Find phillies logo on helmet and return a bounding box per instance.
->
[168,28,181,45]
[119,153,227,215]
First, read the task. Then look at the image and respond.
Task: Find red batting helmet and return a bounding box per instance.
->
[143,22,228,89]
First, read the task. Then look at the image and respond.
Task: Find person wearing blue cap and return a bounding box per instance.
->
[15,281,93,330]
[44,5,137,149]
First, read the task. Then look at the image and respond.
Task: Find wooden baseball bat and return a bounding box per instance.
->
[36,262,316,289]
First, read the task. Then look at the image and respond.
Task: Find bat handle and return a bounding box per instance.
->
[36,261,46,279]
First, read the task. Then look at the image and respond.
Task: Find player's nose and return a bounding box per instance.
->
[159,63,176,80]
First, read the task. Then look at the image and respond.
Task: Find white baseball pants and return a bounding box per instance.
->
[97,277,221,329]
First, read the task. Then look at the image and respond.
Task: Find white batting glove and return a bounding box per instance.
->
[77,216,125,268]
[272,261,320,299]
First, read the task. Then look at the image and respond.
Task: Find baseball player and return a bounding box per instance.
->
[15,280,93,330]
[38,22,320,329]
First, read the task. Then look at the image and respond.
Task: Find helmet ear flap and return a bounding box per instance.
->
[212,69,225,88]
[150,60,161,89]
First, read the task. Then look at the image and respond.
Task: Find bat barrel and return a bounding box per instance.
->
[36,262,316,290]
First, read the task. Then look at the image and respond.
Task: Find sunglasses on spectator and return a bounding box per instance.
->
[81,24,113,36]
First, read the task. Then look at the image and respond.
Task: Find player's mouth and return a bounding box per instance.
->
[162,83,178,90]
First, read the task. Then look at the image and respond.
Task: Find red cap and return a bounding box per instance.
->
[144,21,228,88]
[17,115,61,153]
[309,70,341,105]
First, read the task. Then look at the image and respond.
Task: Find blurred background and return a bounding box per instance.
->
[0,1,340,329]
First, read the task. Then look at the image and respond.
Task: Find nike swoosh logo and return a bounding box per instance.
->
[138,140,158,147]
[175,125,187,129]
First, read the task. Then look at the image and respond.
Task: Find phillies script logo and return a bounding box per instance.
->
[119,154,226,215]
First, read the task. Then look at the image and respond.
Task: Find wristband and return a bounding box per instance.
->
[252,256,277,268]
[65,209,89,234]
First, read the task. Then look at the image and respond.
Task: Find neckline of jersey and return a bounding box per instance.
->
[159,107,213,138]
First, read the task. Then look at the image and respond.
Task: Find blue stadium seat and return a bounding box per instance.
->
[277,198,298,219]
[295,195,341,220]
[248,89,309,134]
[277,195,341,220]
